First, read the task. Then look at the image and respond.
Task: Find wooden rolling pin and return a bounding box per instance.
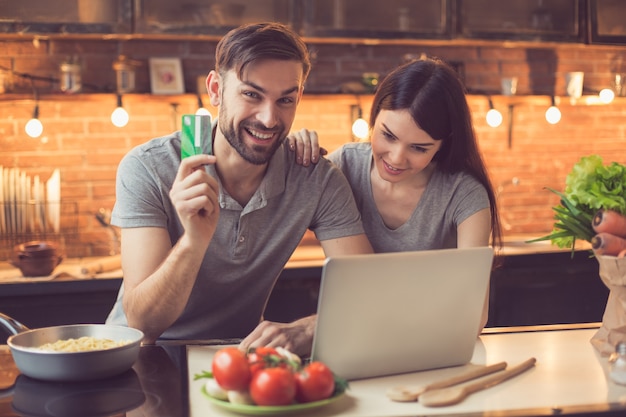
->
[80,255,122,276]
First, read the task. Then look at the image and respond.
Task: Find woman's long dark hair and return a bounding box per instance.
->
[370,57,502,249]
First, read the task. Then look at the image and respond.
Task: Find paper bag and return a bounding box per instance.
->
[591,255,626,355]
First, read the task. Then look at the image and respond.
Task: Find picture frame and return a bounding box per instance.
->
[149,57,185,94]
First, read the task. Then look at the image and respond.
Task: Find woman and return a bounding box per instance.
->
[291,57,502,251]
[290,57,503,331]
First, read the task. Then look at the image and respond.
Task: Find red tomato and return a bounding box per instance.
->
[247,347,280,376]
[295,362,335,403]
[211,347,251,391]
[249,367,296,406]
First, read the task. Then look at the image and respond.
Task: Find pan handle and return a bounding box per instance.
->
[0,312,30,335]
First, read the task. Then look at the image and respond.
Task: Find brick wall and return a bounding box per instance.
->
[1,37,626,257]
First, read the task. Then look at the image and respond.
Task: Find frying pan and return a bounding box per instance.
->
[0,312,143,382]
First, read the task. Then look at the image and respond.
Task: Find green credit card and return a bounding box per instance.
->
[181,114,213,159]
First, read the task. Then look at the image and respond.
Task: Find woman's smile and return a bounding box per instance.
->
[381,158,406,175]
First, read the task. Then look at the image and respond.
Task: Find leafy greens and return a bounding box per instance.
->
[530,155,626,249]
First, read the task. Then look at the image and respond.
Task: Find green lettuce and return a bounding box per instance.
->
[530,155,626,249]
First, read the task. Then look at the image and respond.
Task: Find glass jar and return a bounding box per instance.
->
[610,342,626,385]
[59,61,82,93]
[112,55,138,94]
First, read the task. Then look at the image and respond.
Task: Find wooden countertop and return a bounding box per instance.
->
[289,239,593,261]
[0,238,591,284]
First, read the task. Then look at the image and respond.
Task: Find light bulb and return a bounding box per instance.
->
[486,108,503,127]
[195,107,211,116]
[25,118,43,138]
[111,106,129,127]
[351,118,369,140]
[599,88,615,104]
[545,106,561,124]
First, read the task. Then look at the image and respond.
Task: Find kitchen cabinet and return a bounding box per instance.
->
[0,0,604,45]
[301,0,451,40]
[487,250,609,327]
[0,0,132,34]
[0,278,121,344]
[133,0,295,35]
[457,0,585,42]
[588,0,626,44]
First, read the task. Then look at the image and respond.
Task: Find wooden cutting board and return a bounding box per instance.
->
[0,345,19,390]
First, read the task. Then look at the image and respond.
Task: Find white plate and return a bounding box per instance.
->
[8,167,15,234]
[18,170,26,233]
[33,175,43,232]
[46,168,61,233]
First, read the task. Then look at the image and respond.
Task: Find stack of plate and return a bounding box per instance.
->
[0,167,61,235]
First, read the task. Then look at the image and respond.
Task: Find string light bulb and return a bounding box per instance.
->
[545,96,561,125]
[111,94,129,127]
[350,102,369,140]
[25,91,43,138]
[599,88,615,104]
[485,97,503,128]
[25,104,43,138]
[351,116,369,140]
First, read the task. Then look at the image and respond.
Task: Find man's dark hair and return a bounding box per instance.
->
[215,22,311,83]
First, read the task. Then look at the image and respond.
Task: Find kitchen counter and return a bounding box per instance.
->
[0,241,607,337]
[2,324,625,417]
[0,237,589,283]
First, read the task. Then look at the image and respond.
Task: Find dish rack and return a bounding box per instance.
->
[0,201,78,261]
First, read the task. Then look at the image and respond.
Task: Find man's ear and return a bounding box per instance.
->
[207,70,221,106]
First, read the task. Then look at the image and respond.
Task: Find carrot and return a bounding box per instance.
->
[592,209,626,237]
[591,232,626,256]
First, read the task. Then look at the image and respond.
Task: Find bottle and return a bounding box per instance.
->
[398,7,410,31]
[610,342,626,385]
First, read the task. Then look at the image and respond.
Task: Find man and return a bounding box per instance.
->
[106,22,372,356]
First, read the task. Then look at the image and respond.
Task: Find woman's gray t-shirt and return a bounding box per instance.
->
[328,142,489,252]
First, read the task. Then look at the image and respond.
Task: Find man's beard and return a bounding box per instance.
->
[219,110,284,166]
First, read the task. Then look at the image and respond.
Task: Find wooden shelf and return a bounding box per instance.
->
[1,31,625,50]
[1,93,623,107]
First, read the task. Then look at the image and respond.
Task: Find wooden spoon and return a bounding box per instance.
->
[419,357,536,407]
[387,361,507,402]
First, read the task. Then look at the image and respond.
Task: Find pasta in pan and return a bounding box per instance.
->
[38,336,131,352]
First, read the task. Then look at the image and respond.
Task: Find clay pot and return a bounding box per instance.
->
[10,241,63,277]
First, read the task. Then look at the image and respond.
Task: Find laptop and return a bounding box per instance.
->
[310,246,494,380]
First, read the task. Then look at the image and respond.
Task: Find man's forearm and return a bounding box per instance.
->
[123,234,207,342]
